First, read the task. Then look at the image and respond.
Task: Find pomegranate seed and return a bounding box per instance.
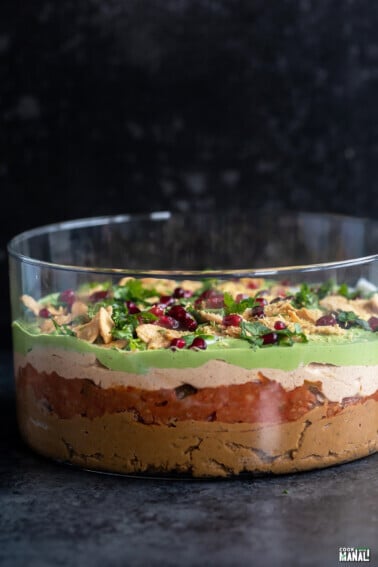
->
[247,281,259,289]
[159,295,174,305]
[156,315,180,329]
[189,337,207,350]
[125,301,141,314]
[167,305,198,331]
[262,332,278,345]
[222,314,242,327]
[316,314,337,326]
[182,313,198,331]
[252,305,265,318]
[368,316,378,331]
[255,297,268,306]
[170,337,187,349]
[59,289,76,306]
[149,305,165,317]
[173,287,192,298]
[205,295,224,308]
[274,320,287,330]
[89,290,108,302]
[194,289,224,309]
[167,305,187,320]
[38,308,51,318]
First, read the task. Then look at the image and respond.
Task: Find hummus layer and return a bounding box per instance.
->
[16,363,378,424]
[17,382,378,477]
[14,348,378,403]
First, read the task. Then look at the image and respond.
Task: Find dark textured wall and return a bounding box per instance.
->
[2,0,378,346]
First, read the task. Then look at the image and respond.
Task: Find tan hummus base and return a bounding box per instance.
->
[16,384,377,477]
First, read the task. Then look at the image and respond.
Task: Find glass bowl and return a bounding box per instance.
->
[7,210,378,478]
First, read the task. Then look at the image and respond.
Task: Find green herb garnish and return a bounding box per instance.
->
[275,323,308,346]
[240,321,307,348]
[291,284,319,309]
[113,278,158,304]
[52,320,75,336]
[223,292,258,315]
[240,321,271,348]
[315,279,336,299]
[337,310,371,331]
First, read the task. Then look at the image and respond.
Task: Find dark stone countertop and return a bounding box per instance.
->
[1,349,377,567]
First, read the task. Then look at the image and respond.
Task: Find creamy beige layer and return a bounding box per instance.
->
[17,383,378,477]
[14,349,378,403]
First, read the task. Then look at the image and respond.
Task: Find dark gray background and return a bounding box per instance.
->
[2,0,378,347]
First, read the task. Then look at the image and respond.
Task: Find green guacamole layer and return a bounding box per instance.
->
[12,321,378,375]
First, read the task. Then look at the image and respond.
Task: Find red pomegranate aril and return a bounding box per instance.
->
[156,315,180,329]
[89,290,108,302]
[159,295,174,305]
[195,289,224,309]
[247,281,259,289]
[59,289,76,306]
[173,287,192,298]
[252,305,265,318]
[38,308,51,318]
[368,316,378,331]
[125,301,141,314]
[170,337,187,349]
[255,297,268,306]
[222,314,242,327]
[316,314,337,326]
[167,305,198,331]
[167,305,187,320]
[189,337,207,350]
[262,332,278,345]
[149,305,165,317]
[182,313,198,331]
[274,320,287,330]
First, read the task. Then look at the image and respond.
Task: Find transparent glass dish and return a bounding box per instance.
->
[7,210,378,478]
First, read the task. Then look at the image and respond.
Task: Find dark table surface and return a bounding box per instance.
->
[1,349,377,567]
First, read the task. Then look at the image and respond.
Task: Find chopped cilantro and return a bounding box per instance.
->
[113,278,157,304]
[111,324,135,341]
[336,310,371,331]
[315,279,336,299]
[291,284,319,309]
[240,321,271,348]
[275,323,308,346]
[338,283,360,300]
[223,292,258,315]
[291,279,339,309]
[111,305,157,334]
[240,320,307,348]
[128,338,147,351]
[52,320,75,336]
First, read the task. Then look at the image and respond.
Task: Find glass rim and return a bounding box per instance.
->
[7,210,378,278]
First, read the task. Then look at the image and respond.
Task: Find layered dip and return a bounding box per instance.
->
[13,275,378,477]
